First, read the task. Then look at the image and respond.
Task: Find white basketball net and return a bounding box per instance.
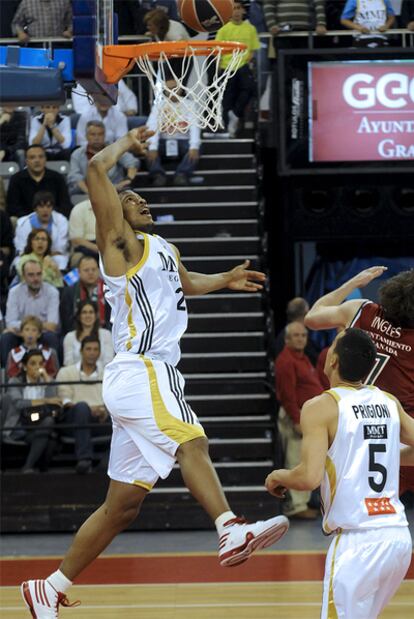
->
[135,44,245,134]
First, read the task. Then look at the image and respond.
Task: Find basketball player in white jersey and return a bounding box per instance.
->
[265,328,414,619]
[21,127,289,617]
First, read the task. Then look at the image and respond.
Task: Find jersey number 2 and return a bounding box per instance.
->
[175,287,186,312]
[368,443,387,492]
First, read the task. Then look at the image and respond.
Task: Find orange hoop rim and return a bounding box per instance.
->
[103,40,247,62]
[100,40,247,84]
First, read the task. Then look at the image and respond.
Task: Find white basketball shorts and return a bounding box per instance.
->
[321,525,412,619]
[102,352,205,490]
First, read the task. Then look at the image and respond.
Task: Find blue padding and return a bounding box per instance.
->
[0,66,65,104]
[0,47,6,65]
[73,0,96,16]
[19,47,50,67]
[52,49,74,82]
[73,15,96,36]
[73,36,96,76]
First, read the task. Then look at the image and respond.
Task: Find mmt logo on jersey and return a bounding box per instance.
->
[363,424,388,440]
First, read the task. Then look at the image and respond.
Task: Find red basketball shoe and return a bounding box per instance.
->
[218,514,289,567]
[21,580,80,618]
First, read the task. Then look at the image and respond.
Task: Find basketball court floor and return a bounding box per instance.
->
[1,508,413,618]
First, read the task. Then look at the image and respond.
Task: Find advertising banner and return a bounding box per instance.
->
[309,61,414,162]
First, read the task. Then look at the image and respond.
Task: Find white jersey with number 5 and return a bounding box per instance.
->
[321,386,408,534]
[100,232,187,366]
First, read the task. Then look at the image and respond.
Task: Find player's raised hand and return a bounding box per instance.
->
[227,260,266,292]
[265,471,288,498]
[350,266,388,289]
[127,127,155,156]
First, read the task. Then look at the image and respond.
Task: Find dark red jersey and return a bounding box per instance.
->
[350,301,414,416]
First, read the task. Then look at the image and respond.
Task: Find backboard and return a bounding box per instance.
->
[73,0,118,105]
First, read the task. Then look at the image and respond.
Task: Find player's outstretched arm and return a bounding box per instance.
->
[178,259,266,296]
[87,128,152,249]
[265,396,331,498]
[304,266,388,331]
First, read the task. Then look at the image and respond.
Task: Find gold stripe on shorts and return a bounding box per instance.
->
[327,533,342,619]
[133,480,153,492]
[142,356,205,444]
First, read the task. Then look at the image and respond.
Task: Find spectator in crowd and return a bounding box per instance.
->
[63,300,113,367]
[0,208,14,294]
[264,0,327,46]
[2,260,60,364]
[68,199,98,266]
[275,321,324,519]
[401,0,414,29]
[6,144,72,219]
[72,81,138,117]
[341,0,395,46]
[144,7,189,41]
[274,297,319,364]
[11,0,72,43]
[16,228,63,288]
[247,0,271,97]
[325,0,346,29]
[68,121,138,196]
[76,102,128,148]
[6,315,59,379]
[7,349,61,473]
[146,78,201,186]
[216,1,261,137]
[0,105,27,166]
[60,256,110,335]
[0,177,6,210]
[57,336,110,474]
[29,105,72,161]
[14,191,69,270]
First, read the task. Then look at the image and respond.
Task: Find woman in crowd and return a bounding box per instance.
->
[7,349,61,473]
[16,228,63,288]
[63,300,113,367]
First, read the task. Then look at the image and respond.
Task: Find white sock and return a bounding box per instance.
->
[47,570,72,594]
[215,510,237,535]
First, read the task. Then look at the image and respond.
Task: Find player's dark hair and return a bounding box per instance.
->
[379,270,414,328]
[334,328,376,382]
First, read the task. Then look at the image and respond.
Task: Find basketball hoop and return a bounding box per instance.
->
[101,40,247,133]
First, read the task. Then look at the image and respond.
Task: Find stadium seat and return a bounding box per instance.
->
[0,161,20,178]
[45,160,70,175]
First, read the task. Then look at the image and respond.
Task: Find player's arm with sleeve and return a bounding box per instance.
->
[265,395,331,497]
[398,400,414,465]
[173,243,265,295]
[304,266,388,330]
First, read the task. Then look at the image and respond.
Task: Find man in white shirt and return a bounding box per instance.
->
[146,79,201,186]
[76,101,128,147]
[57,336,110,474]
[68,199,98,266]
[72,80,138,116]
[29,105,72,160]
[14,191,69,270]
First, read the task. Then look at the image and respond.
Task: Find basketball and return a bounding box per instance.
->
[178,0,234,33]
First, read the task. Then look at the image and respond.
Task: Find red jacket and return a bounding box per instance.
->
[275,346,324,424]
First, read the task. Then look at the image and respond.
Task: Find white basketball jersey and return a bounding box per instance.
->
[100,233,187,366]
[321,386,407,534]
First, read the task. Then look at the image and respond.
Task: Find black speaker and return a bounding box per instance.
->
[281,177,414,241]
